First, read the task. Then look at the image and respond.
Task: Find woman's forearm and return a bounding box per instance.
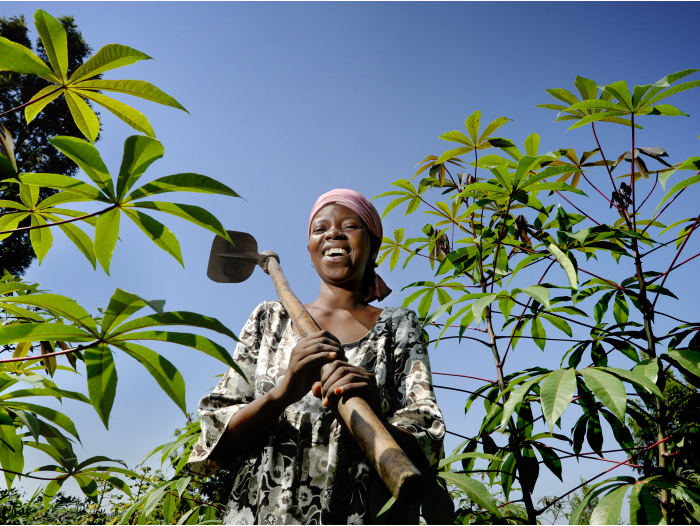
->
[212,386,289,461]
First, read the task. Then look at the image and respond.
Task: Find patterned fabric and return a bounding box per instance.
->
[187,301,445,525]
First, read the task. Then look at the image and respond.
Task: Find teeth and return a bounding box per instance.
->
[324,248,348,256]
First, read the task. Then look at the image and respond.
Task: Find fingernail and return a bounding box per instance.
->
[335,388,342,395]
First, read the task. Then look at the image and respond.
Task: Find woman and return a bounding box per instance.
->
[187,189,445,524]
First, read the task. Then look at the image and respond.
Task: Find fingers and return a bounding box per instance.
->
[322,380,372,406]
[320,363,371,400]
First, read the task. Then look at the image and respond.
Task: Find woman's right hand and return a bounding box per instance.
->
[275,330,343,406]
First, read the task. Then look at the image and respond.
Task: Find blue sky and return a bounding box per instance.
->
[5,0,700,516]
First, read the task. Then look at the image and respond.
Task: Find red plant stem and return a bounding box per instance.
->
[434,384,499,403]
[637,173,658,214]
[554,188,601,226]
[0,205,115,234]
[591,122,617,192]
[499,260,554,368]
[0,467,69,481]
[581,172,618,211]
[0,87,61,118]
[537,435,673,515]
[432,372,496,383]
[644,188,691,237]
[651,214,700,310]
[428,335,491,347]
[0,342,97,363]
[651,251,700,281]
[429,322,487,333]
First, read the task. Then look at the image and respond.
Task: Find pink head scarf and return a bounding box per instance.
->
[308,189,392,303]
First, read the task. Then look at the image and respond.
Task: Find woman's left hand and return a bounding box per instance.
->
[312,360,383,418]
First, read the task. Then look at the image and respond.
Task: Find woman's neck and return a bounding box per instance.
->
[312,280,367,313]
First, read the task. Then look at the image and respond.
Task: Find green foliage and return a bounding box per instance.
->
[0,9,245,518]
[375,69,700,523]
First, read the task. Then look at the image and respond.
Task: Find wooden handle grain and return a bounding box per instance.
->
[265,257,425,501]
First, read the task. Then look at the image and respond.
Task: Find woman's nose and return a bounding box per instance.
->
[324,225,346,239]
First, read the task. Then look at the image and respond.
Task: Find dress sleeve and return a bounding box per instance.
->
[186,302,265,476]
[386,309,446,468]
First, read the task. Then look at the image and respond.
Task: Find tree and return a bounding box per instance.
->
[374,71,700,523]
[0,13,96,275]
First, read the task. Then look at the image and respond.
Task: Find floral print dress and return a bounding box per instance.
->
[187,301,445,525]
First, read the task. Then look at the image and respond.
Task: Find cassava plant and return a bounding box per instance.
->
[0,8,244,515]
[375,70,700,524]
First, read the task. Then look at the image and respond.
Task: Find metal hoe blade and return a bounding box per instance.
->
[207,230,261,283]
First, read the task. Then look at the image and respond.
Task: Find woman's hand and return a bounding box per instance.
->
[312,360,383,419]
[275,330,343,406]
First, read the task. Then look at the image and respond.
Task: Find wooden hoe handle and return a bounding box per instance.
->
[264,256,425,502]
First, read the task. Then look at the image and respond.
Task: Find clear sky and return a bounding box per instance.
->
[5,0,700,516]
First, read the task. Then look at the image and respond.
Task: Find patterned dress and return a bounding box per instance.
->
[187,301,445,525]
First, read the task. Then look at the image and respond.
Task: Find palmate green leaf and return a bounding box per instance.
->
[439,130,473,146]
[114,342,186,414]
[25,86,62,124]
[126,173,240,202]
[36,191,90,210]
[601,367,662,398]
[465,110,481,144]
[532,442,562,481]
[64,91,100,144]
[500,376,544,430]
[667,350,700,380]
[0,293,97,333]
[629,483,663,525]
[70,44,152,83]
[434,146,474,165]
[540,368,577,433]
[123,209,183,266]
[42,477,66,507]
[109,311,238,342]
[531,317,546,350]
[3,401,80,441]
[522,285,551,310]
[0,408,24,488]
[480,116,512,143]
[438,472,501,517]
[73,79,188,113]
[101,289,148,336]
[0,35,58,81]
[85,344,118,429]
[0,153,18,179]
[116,136,164,199]
[95,207,121,275]
[604,81,633,110]
[34,10,68,82]
[565,100,625,112]
[128,202,230,241]
[29,215,53,264]
[580,368,626,423]
[0,322,93,345]
[567,111,628,131]
[541,314,572,337]
[547,244,578,289]
[48,136,113,199]
[0,213,30,239]
[113,331,245,380]
[74,473,99,503]
[75,89,155,138]
[19,184,39,208]
[590,485,630,525]
[15,173,108,201]
[613,292,629,324]
[641,79,700,107]
[47,219,96,269]
[656,172,700,212]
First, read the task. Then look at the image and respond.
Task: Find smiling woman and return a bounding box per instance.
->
[186,189,445,524]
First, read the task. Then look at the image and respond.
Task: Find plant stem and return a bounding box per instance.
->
[0,205,115,234]
[591,122,617,192]
[432,372,496,383]
[0,341,97,363]
[0,87,61,119]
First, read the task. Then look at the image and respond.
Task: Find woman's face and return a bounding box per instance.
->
[308,204,374,289]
